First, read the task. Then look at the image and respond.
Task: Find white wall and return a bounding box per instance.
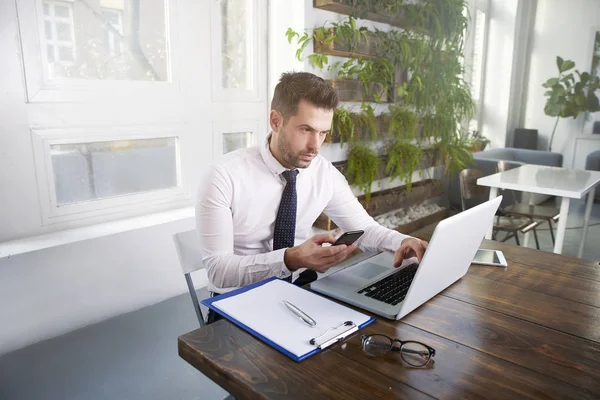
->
[0,217,208,355]
[0,0,261,355]
[523,0,600,163]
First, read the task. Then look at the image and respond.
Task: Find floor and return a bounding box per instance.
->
[1,200,598,400]
[0,288,228,400]
[500,198,600,261]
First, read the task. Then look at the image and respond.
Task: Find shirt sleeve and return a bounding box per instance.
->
[195,165,291,290]
[323,166,413,253]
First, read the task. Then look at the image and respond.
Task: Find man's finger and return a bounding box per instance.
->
[312,233,337,245]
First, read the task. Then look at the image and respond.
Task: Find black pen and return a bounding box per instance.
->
[282,300,317,327]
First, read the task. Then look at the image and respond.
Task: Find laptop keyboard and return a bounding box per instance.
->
[357,263,419,306]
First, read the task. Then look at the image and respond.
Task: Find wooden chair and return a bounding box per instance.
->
[496,160,560,245]
[459,169,540,248]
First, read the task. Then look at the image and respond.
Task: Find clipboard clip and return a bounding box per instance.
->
[309,321,358,349]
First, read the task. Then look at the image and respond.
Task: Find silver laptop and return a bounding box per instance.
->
[311,196,503,320]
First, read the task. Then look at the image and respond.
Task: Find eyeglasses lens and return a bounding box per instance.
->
[400,342,431,367]
[363,335,392,357]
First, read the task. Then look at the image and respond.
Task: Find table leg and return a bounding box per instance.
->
[578,187,596,258]
[553,197,570,254]
[485,187,498,240]
[522,192,535,248]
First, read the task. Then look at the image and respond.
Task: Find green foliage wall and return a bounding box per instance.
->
[287,0,475,202]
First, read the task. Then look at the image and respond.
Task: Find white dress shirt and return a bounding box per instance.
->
[196,134,412,293]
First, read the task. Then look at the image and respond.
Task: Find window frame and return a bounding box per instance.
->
[463,0,490,134]
[212,119,261,157]
[16,0,180,103]
[210,0,265,103]
[31,125,190,226]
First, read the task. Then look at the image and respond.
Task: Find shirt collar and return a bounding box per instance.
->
[260,132,310,177]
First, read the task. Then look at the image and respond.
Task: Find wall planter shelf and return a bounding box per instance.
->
[314,179,446,231]
[314,0,408,30]
[332,148,442,179]
[313,28,378,59]
[327,79,389,103]
[393,207,450,235]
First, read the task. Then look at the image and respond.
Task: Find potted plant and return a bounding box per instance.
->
[543,56,600,151]
[465,130,490,152]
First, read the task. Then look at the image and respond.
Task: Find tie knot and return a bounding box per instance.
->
[281,169,298,184]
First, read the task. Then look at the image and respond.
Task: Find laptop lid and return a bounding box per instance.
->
[311,196,502,320]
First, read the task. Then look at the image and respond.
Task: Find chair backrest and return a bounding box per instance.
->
[459,168,485,200]
[173,230,205,275]
[173,229,206,327]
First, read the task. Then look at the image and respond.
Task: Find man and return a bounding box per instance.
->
[196,72,428,323]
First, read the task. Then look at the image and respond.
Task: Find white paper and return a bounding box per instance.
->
[212,279,372,358]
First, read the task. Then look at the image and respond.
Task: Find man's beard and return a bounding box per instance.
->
[277,127,317,169]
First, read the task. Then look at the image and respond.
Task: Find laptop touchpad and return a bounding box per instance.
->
[349,262,390,280]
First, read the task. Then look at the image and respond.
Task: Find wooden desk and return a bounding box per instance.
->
[178,240,600,399]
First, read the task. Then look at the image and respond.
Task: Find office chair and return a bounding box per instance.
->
[459,169,540,248]
[173,229,207,327]
[495,160,560,245]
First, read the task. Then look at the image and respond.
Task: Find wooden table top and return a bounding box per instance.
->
[178,239,600,399]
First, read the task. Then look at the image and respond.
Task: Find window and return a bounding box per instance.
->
[43,1,76,72]
[39,0,168,82]
[102,8,125,62]
[7,0,268,236]
[223,132,254,154]
[220,0,254,90]
[50,138,178,206]
[464,0,490,133]
[212,0,264,102]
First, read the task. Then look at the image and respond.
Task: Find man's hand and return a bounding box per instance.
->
[284,233,357,273]
[394,237,428,268]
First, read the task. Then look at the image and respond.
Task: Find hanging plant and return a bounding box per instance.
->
[385,140,422,191]
[331,107,356,145]
[345,144,380,203]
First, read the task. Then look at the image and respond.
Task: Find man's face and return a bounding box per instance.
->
[270,99,333,169]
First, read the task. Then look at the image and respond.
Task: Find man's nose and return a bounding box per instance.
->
[307,132,321,150]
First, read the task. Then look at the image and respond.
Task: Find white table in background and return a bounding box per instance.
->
[477,164,600,257]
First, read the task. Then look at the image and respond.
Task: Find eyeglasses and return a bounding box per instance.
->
[360,334,436,367]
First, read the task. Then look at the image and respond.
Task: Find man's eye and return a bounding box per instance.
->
[320,131,328,136]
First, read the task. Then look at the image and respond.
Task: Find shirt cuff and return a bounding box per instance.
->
[269,247,292,279]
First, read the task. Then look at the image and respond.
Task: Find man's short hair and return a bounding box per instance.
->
[271,72,339,120]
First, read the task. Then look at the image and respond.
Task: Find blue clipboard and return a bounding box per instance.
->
[202,277,375,362]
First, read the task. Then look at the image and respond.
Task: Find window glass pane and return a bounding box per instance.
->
[54,4,70,18]
[223,132,253,153]
[47,45,55,62]
[470,10,486,102]
[221,0,254,89]
[58,46,74,62]
[50,138,178,206]
[42,0,168,81]
[56,22,72,41]
[44,21,53,39]
[44,3,50,15]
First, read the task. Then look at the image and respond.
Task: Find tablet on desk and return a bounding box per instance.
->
[472,249,507,267]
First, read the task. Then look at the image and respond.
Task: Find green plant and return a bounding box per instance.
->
[345,144,380,203]
[287,0,475,196]
[542,56,600,151]
[385,141,422,191]
[331,107,356,145]
[388,106,418,140]
[434,137,474,177]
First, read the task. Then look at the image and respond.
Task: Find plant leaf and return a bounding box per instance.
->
[556,56,564,72]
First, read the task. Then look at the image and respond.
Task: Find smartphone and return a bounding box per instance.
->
[472,249,507,267]
[333,230,364,246]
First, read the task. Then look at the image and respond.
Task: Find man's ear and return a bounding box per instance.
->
[269,110,283,132]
